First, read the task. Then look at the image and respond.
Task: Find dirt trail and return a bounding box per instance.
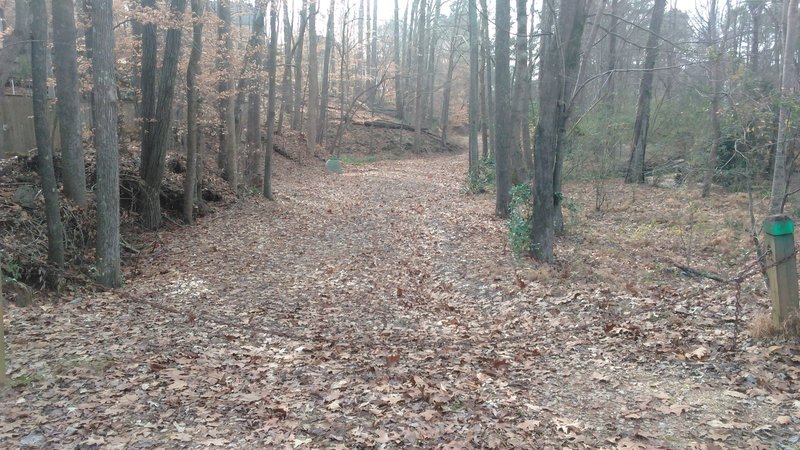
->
[2,153,798,448]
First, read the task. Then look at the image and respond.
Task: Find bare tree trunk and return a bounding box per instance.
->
[625,0,667,184]
[748,1,762,72]
[369,0,378,107]
[31,0,66,279]
[264,0,279,199]
[394,0,404,119]
[52,0,87,207]
[317,0,335,145]
[0,0,30,98]
[140,0,188,229]
[606,0,619,107]
[357,0,365,97]
[769,0,798,214]
[306,0,319,154]
[495,0,511,217]
[245,8,266,184]
[184,0,205,224]
[278,1,294,133]
[292,0,308,131]
[413,0,428,152]
[218,0,238,189]
[91,0,122,287]
[701,0,722,197]
[441,0,463,149]
[468,0,479,172]
[425,0,441,124]
[480,0,494,157]
[531,0,586,262]
[511,0,530,184]
[140,0,158,175]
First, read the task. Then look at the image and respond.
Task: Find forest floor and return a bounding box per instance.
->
[2,145,800,448]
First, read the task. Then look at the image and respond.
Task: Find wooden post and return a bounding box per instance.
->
[764,214,800,327]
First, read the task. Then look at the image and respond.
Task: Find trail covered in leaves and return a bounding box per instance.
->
[2,153,800,448]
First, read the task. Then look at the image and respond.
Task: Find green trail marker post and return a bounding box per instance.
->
[764,214,799,327]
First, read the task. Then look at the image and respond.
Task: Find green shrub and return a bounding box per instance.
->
[507,184,532,258]
[466,157,495,194]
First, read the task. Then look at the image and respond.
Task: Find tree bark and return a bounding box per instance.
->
[245,8,266,184]
[184,0,205,224]
[140,0,188,229]
[292,0,308,131]
[510,0,530,184]
[52,0,87,207]
[369,0,379,108]
[264,0,279,200]
[702,0,722,197]
[218,0,238,189]
[277,1,294,133]
[139,0,157,176]
[769,0,798,214]
[494,0,511,217]
[468,0,479,173]
[625,0,667,184]
[441,0,463,149]
[531,0,586,262]
[413,0,428,152]
[31,0,66,278]
[480,0,494,158]
[306,0,319,154]
[91,0,122,287]
[317,0,335,145]
[394,0,404,120]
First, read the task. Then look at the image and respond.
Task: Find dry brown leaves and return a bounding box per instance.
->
[1,152,799,448]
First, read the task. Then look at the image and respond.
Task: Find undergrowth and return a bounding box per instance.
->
[465,157,495,194]
[508,184,532,258]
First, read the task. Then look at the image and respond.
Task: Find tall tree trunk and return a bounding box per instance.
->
[218,0,238,189]
[245,8,266,184]
[624,0,667,184]
[140,0,158,176]
[413,0,428,152]
[394,0,404,119]
[468,0,479,173]
[31,0,66,279]
[748,1,762,72]
[494,0,511,217]
[317,0,335,145]
[441,0,463,149]
[702,0,723,197]
[278,1,294,133]
[264,0,279,199]
[140,0,188,229]
[369,0,378,107]
[91,0,122,287]
[511,0,530,184]
[769,0,798,214]
[52,0,87,207]
[184,0,205,224]
[0,0,30,98]
[357,0,365,96]
[425,0,441,124]
[531,0,587,262]
[606,0,619,107]
[292,0,308,130]
[306,0,319,154]
[480,0,494,158]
